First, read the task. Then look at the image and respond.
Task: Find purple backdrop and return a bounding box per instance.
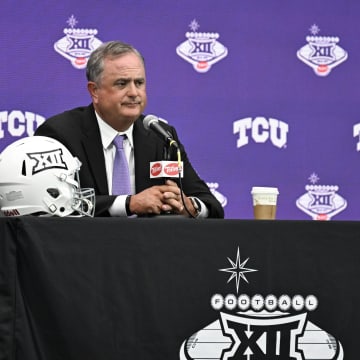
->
[1,0,360,220]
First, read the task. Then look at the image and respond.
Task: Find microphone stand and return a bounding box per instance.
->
[161,143,176,216]
[160,142,195,218]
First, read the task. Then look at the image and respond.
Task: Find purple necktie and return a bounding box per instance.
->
[112,135,131,195]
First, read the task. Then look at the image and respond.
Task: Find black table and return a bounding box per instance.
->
[0,217,357,359]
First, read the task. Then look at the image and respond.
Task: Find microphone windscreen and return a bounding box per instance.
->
[143,115,158,131]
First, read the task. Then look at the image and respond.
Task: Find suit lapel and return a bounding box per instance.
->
[81,105,109,194]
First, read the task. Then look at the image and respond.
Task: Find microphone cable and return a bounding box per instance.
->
[175,146,196,219]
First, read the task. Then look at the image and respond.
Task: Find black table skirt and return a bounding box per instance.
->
[0,217,357,359]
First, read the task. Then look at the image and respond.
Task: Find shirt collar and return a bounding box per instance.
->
[95,111,134,150]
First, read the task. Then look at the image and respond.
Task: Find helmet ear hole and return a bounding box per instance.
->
[22,160,26,176]
[47,188,60,198]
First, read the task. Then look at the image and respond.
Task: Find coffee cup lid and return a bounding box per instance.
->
[251,186,279,194]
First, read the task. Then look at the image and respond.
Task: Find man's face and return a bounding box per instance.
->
[89,52,147,131]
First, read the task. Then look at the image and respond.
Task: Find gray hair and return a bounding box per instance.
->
[86,41,145,84]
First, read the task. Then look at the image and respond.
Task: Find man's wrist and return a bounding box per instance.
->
[125,195,132,216]
[189,197,201,218]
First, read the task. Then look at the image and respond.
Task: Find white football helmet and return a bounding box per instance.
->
[0,136,95,217]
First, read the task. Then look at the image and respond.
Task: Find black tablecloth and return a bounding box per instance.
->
[0,217,358,359]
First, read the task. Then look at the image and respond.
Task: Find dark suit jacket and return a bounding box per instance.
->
[35,104,224,218]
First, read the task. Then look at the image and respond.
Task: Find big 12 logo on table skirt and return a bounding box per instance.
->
[179,247,344,360]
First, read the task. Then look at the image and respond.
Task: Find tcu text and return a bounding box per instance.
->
[233,117,289,149]
[353,123,360,151]
[0,110,45,138]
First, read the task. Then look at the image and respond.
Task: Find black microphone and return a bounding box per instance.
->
[143,115,179,148]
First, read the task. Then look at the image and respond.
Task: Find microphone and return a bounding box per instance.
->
[143,115,178,148]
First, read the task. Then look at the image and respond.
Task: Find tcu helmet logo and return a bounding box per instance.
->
[27,149,67,175]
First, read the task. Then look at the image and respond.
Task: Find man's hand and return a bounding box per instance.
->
[128,180,197,217]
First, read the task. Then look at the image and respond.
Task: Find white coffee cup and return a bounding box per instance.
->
[251,187,279,220]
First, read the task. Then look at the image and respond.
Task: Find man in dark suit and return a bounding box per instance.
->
[35,41,224,218]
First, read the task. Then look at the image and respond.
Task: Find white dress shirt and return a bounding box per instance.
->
[95,112,134,216]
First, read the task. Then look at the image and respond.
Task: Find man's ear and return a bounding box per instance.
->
[87,82,98,101]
